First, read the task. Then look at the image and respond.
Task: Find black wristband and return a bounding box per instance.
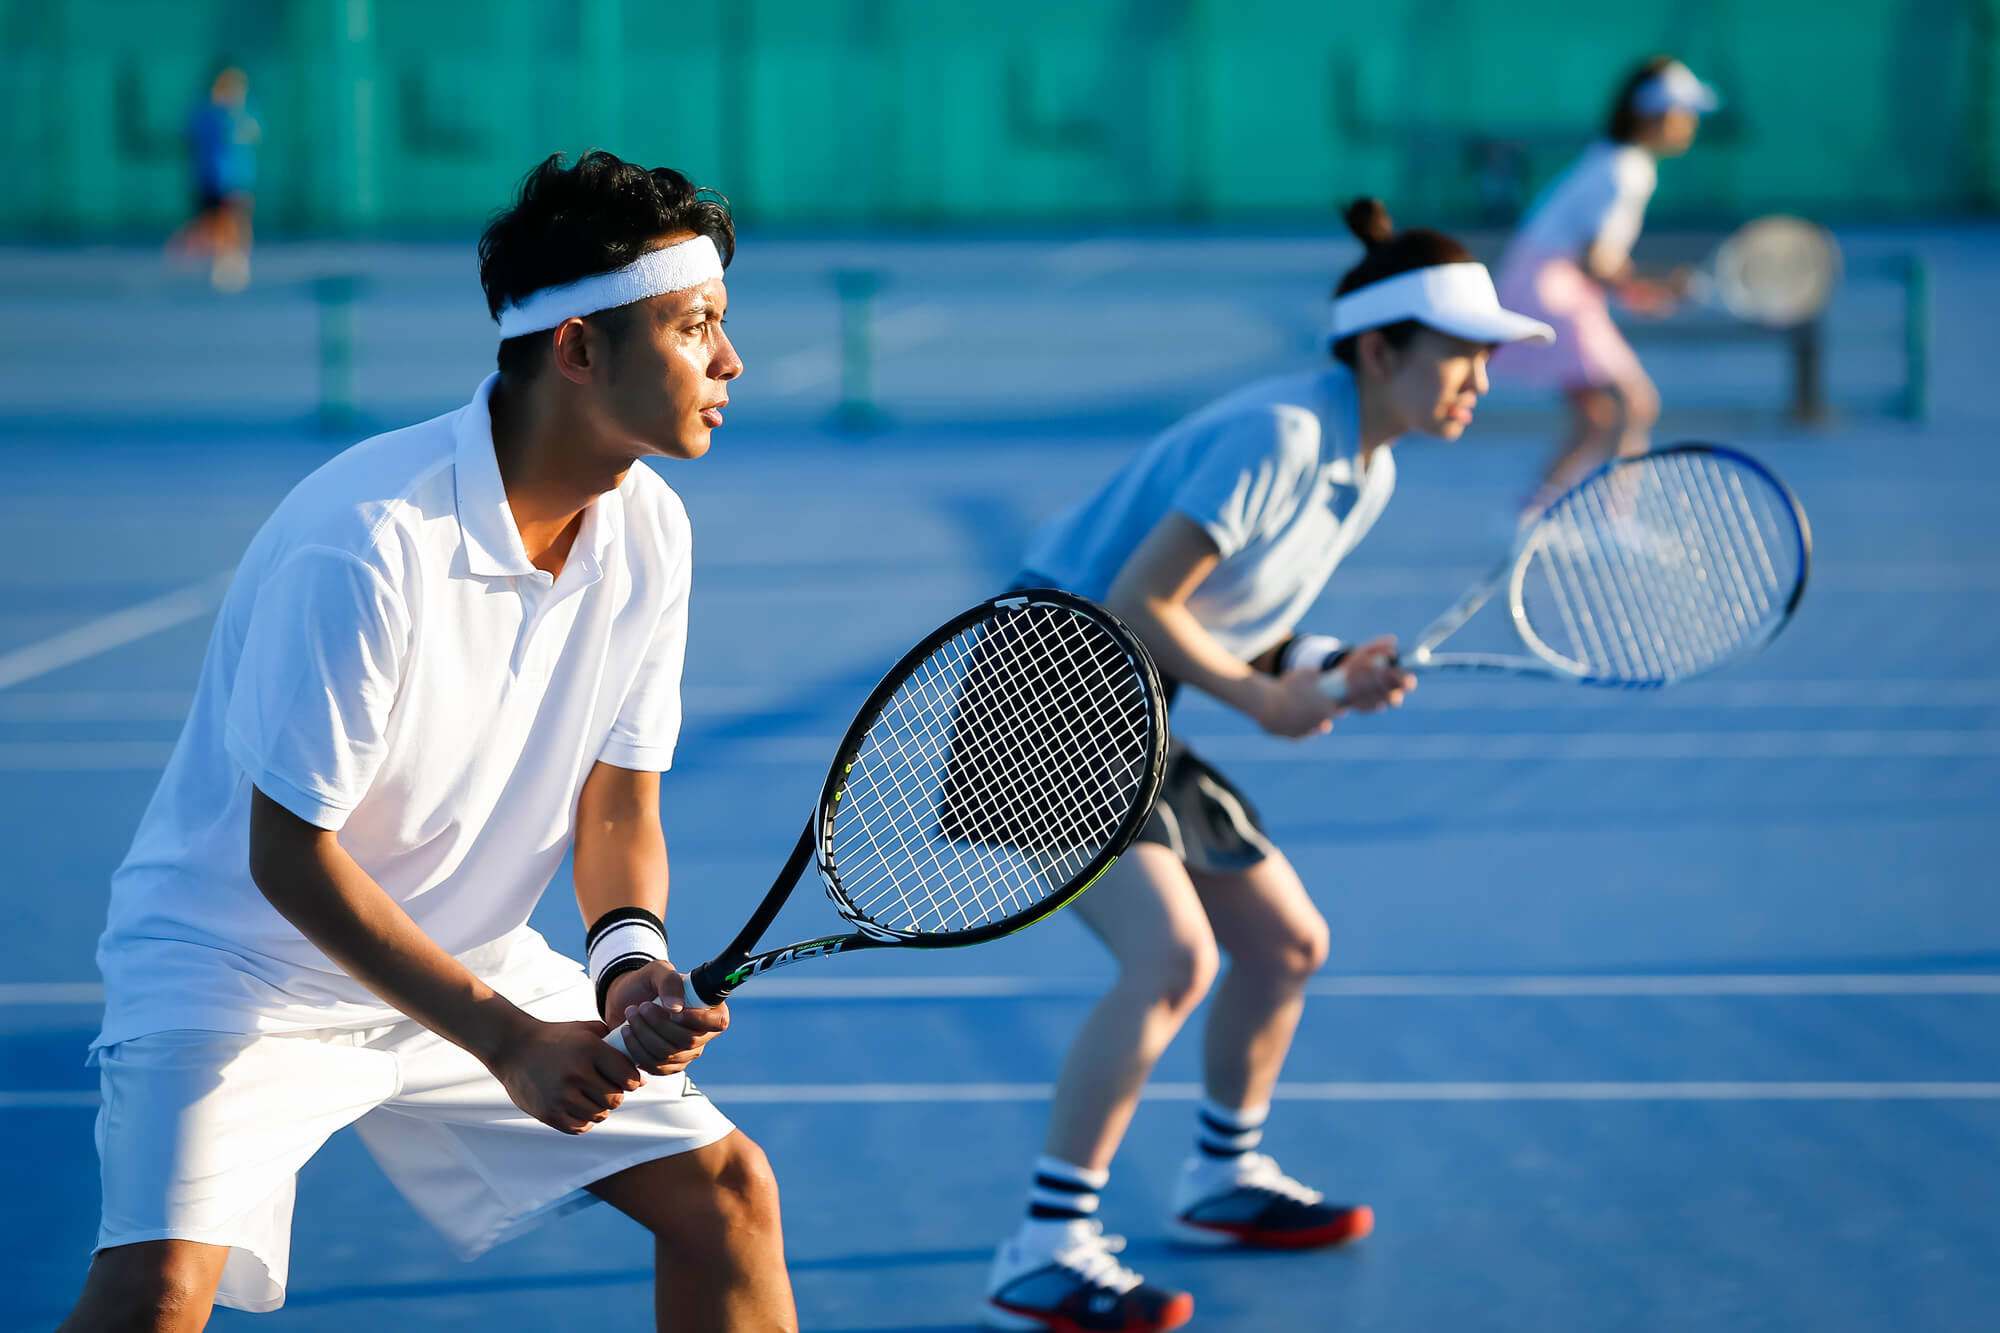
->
[595,956,656,1023]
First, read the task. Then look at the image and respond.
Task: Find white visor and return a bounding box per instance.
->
[1327,262,1555,349]
[1632,62,1721,116]
[496,234,725,339]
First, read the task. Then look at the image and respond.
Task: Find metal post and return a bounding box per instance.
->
[1903,253,1931,422]
[1787,317,1829,428]
[835,268,882,433]
[317,274,357,432]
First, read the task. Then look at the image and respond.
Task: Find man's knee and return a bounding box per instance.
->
[642,1133,782,1250]
[63,1245,220,1333]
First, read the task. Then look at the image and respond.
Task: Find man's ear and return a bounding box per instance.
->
[550,317,600,385]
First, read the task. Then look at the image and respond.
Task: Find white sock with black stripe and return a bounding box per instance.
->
[1017,1155,1108,1251]
[1195,1097,1267,1161]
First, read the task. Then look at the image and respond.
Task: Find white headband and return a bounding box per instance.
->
[496,234,724,339]
[1327,262,1555,348]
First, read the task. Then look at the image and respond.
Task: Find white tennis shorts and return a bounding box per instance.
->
[92,971,735,1312]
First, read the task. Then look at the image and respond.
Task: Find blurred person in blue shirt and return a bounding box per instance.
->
[170,66,261,292]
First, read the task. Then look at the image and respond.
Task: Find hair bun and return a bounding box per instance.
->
[1343,197,1395,249]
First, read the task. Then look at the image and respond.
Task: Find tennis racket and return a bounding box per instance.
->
[605,588,1169,1054]
[1321,444,1810,697]
[1686,215,1842,328]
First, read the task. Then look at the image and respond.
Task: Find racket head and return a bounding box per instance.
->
[812,589,1169,947]
[1506,443,1811,686]
[1709,215,1842,327]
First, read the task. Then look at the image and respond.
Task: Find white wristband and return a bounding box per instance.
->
[586,909,668,1015]
[1280,633,1347,674]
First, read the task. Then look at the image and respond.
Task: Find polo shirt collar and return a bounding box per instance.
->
[455,375,537,578]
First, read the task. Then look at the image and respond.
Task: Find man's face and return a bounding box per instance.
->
[588,238,742,461]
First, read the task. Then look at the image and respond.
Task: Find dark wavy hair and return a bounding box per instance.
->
[479,151,735,378]
[1329,198,1475,368]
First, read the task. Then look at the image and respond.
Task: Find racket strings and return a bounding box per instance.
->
[845,636,1130,930]
[825,604,1156,936]
[846,615,1145,931]
[1520,451,1802,683]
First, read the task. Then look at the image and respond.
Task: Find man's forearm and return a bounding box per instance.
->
[249,822,530,1064]
[573,817,670,930]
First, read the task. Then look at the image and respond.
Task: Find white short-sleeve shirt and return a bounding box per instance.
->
[1020,366,1394,663]
[1512,139,1658,270]
[95,374,693,1047]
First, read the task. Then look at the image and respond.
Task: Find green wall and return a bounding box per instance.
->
[4,0,1995,234]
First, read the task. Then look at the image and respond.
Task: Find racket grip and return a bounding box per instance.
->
[1317,651,1405,704]
[603,1024,634,1057]
[686,960,735,1008]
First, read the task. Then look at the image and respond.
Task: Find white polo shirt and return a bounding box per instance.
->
[1511,139,1658,270]
[94,375,692,1048]
[1020,366,1395,663]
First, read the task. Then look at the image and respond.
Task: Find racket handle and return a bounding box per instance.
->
[687,959,734,1008]
[603,1024,634,1058]
[1317,651,1405,704]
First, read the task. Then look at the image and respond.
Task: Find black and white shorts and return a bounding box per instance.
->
[1136,734,1277,874]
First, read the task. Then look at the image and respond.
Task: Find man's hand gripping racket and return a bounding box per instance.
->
[1319,443,1811,699]
[606,589,1171,1059]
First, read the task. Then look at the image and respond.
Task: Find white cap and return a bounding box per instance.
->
[1327,262,1555,349]
[1632,61,1721,116]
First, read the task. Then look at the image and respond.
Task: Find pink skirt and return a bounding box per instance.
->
[1492,247,1644,390]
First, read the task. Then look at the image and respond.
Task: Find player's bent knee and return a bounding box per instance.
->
[1572,389,1620,434]
[1154,934,1220,1014]
[711,1133,783,1232]
[1620,381,1661,427]
[636,1133,782,1253]
[1287,913,1332,980]
[65,1249,218,1333]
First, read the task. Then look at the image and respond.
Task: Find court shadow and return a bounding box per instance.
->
[286,1246,997,1308]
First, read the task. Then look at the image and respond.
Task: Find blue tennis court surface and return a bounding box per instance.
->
[3,227,1998,1331]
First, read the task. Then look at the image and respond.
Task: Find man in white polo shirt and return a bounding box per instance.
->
[59,151,795,1331]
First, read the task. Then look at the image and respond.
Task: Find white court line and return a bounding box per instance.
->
[0,741,176,771]
[703,1081,2000,1105]
[7,732,1995,771]
[3,680,1992,729]
[698,730,2000,767]
[0,571,233,691]
[0,691,193,722]
[16,1081,1997,1111]
[8,974,2000,1008]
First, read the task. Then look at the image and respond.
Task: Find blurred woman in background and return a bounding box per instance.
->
[1495,56,1722,520]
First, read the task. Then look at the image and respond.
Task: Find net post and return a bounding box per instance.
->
[1786,317,1830,428]
[316,273,357,433]
[1902,252,1931,422]
[835,268,881,434]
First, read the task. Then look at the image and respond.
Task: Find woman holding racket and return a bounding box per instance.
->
[982,200,1553,1332]
[1495,56,1722,519]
